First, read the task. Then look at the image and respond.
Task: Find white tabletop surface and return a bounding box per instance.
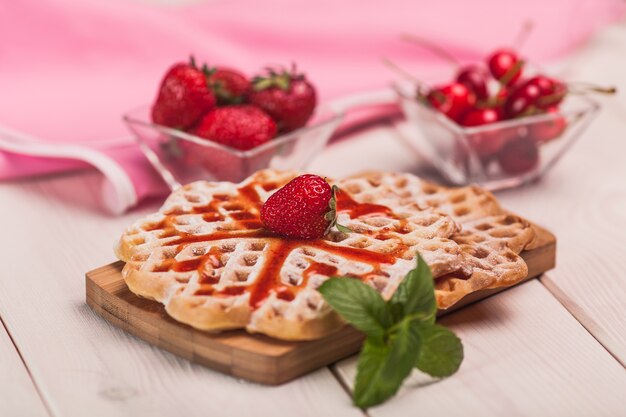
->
[2,19,626,417]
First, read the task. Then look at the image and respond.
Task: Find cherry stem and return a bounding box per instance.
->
[537,92,566,107]
[381,57,429,90]
[566,82,617,95]
[481,96,502,108]
[512,20,534,51]
[401,33,460,67]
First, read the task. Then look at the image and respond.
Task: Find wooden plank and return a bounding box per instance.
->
[85,223,554,385]
[0,319,49,417]
[333,280,626,416]
[542,276,626,367]
[495,124,626,367]
[87,262,362,385]
[0,174,363,417]
[86,262,365,385]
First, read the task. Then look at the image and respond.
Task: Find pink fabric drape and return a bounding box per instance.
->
[0,0,623,202]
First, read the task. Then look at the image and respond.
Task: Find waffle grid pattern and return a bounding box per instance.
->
[116,170,535,339]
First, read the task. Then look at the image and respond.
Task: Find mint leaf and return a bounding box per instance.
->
[415,324,463,377]
[389,254,436,324]
[318,278,392,338]
[319,253,464,409]
[353,317,421,408]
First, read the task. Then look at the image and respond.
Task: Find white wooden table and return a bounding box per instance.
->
[2,22,626,417]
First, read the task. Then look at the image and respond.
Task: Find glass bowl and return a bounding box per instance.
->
[124,105,344,189]
[395,81,600,190]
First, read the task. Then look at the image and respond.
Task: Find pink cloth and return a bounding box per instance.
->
[1,0,623,202]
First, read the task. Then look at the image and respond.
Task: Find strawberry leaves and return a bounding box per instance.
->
[252,68,292,91]
[324,185,353,235]
[318,254,464,408]
[252,65,308,92]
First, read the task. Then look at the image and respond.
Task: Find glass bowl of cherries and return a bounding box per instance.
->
[395,45,613,190]
[125,58,343,189]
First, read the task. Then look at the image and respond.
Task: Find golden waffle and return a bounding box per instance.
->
[116,170,534,340]
[338,173,535,308]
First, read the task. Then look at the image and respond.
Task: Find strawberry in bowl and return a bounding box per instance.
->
[124,57,343,185]
[151,59,217,130]
[193,106,277,151]
[207,67,251,105]
[250,67,317,133]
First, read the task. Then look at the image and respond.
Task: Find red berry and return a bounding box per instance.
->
[497,135,539,174]
[503,79,542,118]
[528,75,555,94]
[526,75,567,109]
[151,62,216,129]
[461,108,505,158]
[249,68,317,133]
[456,65,490,101]
[261,174,333,239]
[208,68,251,105]
[426,82,476,122]
[461,107,501,127]
[529,106,567,143]
[192,105,276,151]
[488,48,523,86]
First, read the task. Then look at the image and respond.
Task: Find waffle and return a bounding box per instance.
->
[116,170,534,340]
[338,173,534,308]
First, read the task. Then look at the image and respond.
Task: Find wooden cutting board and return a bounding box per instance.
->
[86,224,555,386]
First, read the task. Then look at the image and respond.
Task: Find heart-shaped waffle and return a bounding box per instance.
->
[116,170,534,340]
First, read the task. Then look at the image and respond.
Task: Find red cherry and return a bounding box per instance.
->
[488,48,523,86]
[503,79,542,118]
[494,86,510,105]
[527,75,555,94]
[527,75,567,109]
[426,82,476,122]
[456,65,490,101]
[497,135,539,174]
[461,107,501,126]
[492,75,530,110]
[461,108,506,158]
[529,107,567,143]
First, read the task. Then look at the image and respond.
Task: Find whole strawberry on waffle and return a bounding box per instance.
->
[116,170,534,340]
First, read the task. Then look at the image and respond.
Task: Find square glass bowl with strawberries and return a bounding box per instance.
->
[125,58,342,188]
[394,44,613,190]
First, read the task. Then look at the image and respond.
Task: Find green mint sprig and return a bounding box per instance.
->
[318,254,463,408]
